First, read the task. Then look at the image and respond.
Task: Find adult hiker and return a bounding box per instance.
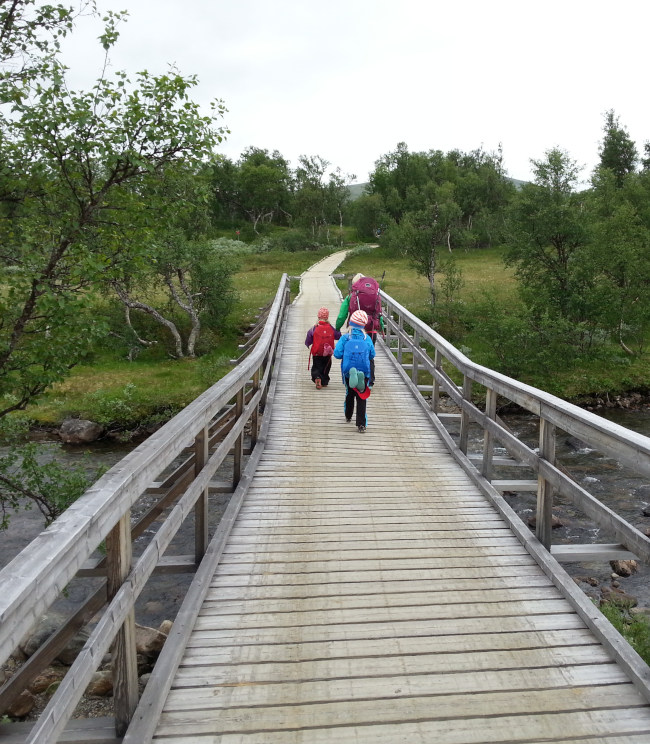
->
[335,272,384,386]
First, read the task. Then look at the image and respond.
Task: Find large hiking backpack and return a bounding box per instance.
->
[343,334,370,376]
[311,322,335,356]
[350,277,381,332]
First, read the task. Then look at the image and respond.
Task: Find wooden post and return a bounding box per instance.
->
[459,375,473,455]
[106,513,138,737]
[250,368,260,448]
[431,349,442,413]
[482,388,497,480]
[260,349,271,410]
[233,388,244,488]
[397,315,404,365]
[385,306,392,351]
[194,425,209,564]
[536,417,556,550]
[411,330,420,385]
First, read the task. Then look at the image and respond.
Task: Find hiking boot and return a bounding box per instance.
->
[358,425,366,433]
[315,378,322,389]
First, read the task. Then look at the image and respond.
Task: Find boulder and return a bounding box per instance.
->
[527,514,563,529]
[7,690,36,718]
[135,623,167,658]
[86,670,113,697]
[610,559,638,578]
[59,419,103,444]
[29,669,64,694]
[56,627,90,665]
[600,584,638,609]
[20,614,91,665]
[20,614,64,657]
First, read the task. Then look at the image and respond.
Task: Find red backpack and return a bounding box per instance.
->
[350,277,381,332]
[311,322,335,356]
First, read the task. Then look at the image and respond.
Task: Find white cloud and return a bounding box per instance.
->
[60,0,650,183]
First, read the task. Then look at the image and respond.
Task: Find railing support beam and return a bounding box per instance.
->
[106,513,138,737]
[536,418,556,550]
[482,388,497,481]
[194,425,209,564]
[459,375,473,454]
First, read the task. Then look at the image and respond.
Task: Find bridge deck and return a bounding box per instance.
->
[151,254,650,742]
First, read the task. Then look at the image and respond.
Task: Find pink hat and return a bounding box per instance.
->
[317,307,329,320]
[349,309,368,327]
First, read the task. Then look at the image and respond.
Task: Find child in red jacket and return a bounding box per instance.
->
[305,307,341,389]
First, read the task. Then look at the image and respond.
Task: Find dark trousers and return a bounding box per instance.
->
[345,378,368,426]
[311,355,332,386]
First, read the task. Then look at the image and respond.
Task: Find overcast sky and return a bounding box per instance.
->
[61,0,649,185]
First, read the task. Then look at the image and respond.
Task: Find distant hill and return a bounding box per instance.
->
[347,183,368,200]
[508,177,527,190]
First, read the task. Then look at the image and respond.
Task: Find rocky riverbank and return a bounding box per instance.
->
[1,616,173,721]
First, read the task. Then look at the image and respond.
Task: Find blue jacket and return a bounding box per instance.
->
[333,326,375,377]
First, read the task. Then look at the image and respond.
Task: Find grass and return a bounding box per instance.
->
[22,241,650,428]
[335,244,518,317]
[337,243,650,402]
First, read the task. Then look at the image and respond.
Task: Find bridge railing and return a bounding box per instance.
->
[0,276,291,743]
[381,290,650,564]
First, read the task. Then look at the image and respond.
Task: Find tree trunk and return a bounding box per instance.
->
[165,270,200,358]
[428,245,437,307]
[112,283,185,358]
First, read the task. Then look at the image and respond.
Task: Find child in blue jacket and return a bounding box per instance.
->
[333,309,376,433]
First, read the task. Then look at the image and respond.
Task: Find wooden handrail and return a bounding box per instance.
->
[0,276,290,742]
[381,290,650,561]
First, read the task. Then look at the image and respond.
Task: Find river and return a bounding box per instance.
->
[498,405,650,606]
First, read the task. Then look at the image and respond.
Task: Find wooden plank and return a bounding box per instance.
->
[552,544,638,562]
[0,717,120,744]
[181,628,597,666]
[173,644,610,688]
[186,612,588,648]
[492,479,539,491]
[154,688,648,737]
[208,563,551,587]
[200,585,564,616]
[220,536,523,554]
[212,554,541,575]
[193,598,576,631]
[166,663,623,709]
[152,709,650,743]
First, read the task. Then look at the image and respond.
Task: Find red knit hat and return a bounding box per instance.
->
[317,307,329,320]
[349,309,368,327]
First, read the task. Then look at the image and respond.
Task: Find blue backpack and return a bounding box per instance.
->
[343,334,370,376]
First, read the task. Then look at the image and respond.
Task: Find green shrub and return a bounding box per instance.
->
[268,230,324,252]
[599,601,650,665]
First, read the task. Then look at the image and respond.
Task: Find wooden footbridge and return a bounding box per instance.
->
[3,252,650,743]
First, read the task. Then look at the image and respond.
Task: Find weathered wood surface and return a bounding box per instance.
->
[149,254,650,743]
